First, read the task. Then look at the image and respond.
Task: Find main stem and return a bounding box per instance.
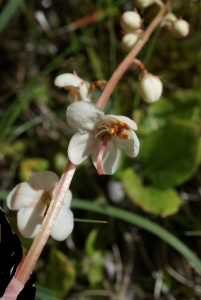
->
[14,0,170,288]
[15,161,76,285]
[96,1,170,110]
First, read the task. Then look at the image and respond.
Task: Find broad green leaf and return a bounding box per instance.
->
[135,91,200,134]
[122,168,180,217]
[45,248,76,298]
[138,119,201,188]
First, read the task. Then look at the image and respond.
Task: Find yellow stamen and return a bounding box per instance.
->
[109,120,130,139]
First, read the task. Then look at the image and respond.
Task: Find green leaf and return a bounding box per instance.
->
[35,284,57,300]
[138,119,201,188]
[19,158,50,181]
[85,229,99,256]
[45,248,76,298]
[0,0,23,34]
[72,199,201,274]
[122,168,180,217]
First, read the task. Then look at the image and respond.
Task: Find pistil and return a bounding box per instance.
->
[96,135,109,175]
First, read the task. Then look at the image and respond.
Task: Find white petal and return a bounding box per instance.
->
[66,101,104,132]
[68,132,97,164]
[79,81,90,101]
[63,189,72,207]
[113,130,140,157]
[54,73,81,88]
[51,207,74,241]
[7,182,40,210]
[104,115,138,130]
[17,203,45,238]
[92,140,121,175]
[29,171,59,191]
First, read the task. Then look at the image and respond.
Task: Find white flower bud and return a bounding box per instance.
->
[121,33,140,51]
[138,73,163,103]
[120,11,141,32]
[134,0,154,8]
[161,13,177,28]
[172,19,189,38]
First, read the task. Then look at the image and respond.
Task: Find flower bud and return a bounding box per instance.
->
[120,11,141,32]
[161,13,177,28]
[138,73,163,103]
[172,19,189,38]
[134,0,154,8]
[121,33,140,51]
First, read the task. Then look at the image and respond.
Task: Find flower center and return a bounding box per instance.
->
[95,119,131,139]
[96,119,131,175]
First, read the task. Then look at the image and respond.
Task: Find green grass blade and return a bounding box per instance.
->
[72,199,201,272]
[0,0,23,34]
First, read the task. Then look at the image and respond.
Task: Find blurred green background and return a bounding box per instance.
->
[1,0,201,299]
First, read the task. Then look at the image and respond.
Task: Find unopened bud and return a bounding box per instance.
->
[138,73,163,103]
[120,11,141,32]
[172,19,189,38]
[162,13,177,28]
[121,32,141,51]
[134,0,154,8]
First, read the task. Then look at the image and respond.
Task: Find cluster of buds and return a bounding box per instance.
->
[120,10,143,51]
[162,13,190,38]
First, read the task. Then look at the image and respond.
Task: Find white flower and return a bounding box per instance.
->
[138,73,163,103]
[172,19,189,38]
[120,11,141,32]
[121,33,140,51]
[66,101,139,175]
[7,171,74,241]
[54,72,90,102]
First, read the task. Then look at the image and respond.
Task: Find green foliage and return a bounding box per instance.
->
[83,229,105,286]
[138,119,201,188]
[45,248,76,298]
[19,157,49,181]
[122,168,180,217]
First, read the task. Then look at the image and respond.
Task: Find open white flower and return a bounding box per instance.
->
[7,171,74,241]
[66,101,139,175]
[54,72,90,102]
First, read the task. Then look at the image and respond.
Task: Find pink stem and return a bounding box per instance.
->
[96,135,109,175]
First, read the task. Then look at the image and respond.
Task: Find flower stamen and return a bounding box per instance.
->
[110,120,131,139]
[96,135,109,175]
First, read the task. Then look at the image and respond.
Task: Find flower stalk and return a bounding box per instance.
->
[12,0,170,290]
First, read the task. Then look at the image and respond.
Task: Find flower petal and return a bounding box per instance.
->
[51,207,74,241]
[64,189,72,207]
[54,73,82,88]
[103,115,138,130]
[17,203,45,238]
[113,130,140,157]
[66,101,104,132]
[68,132,96,164]
[29,171,59,192]
[92,140,121,175]
[7,182,40,210]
